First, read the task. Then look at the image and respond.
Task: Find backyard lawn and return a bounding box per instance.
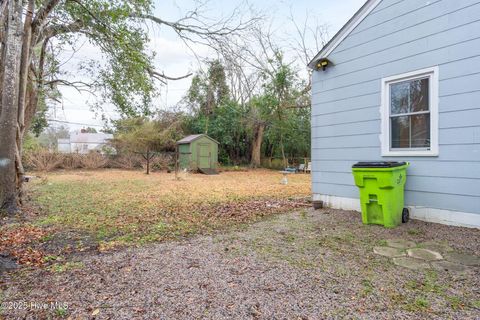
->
[0,169,311,266]
[1,169,479,319]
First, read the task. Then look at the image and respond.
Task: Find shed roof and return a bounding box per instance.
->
[177,134,219,145]
[307,0,382,69]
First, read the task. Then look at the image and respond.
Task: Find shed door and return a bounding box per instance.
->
[198,143,211,168]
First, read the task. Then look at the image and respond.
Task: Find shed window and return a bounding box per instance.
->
[381,67,439,156]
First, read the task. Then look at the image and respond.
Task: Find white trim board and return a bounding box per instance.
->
[313,194,480,229]
[307,0,382,68]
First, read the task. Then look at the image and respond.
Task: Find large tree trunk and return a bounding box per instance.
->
[0,0,23,214]
[14,0,35,204]
[250,122,265,168]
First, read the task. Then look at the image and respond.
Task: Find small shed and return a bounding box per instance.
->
[176,134,219,173]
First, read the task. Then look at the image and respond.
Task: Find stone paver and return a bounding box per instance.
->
[386,239,416,249]
[407,248,443,261]
[374,238,480,273]
[431,260,469,273]
[419,241,453,254]
[444,252,480,267]
[373,246,406,258]
[392,257,430,270]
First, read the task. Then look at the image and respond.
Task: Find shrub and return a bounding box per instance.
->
[25,150,110,171]
[109,153,142,169]
[24,149,62,172]
[60,153,83,169]
[142,154,173,172]
[80,152,108,169]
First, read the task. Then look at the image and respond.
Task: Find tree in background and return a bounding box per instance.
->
[111,114,184,174]
[185,60,250,164]
[187,60,231,133]
[256,51,311,167]
[201,21,321,167]
[184,53,311,167]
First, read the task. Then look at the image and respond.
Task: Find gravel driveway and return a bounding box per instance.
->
[2,209,480,319]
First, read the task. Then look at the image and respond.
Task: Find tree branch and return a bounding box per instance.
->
[40,20,84,41]
[148,69,193,82]
[32,0,62,32]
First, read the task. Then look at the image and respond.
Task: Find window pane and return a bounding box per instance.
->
[390,82,409,115]
[410,78,429,112]
[411,114,430,148]
[391,116,410,148]
[391,114,430,149]
[390,78,429,114]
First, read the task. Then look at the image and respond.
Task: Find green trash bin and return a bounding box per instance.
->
[352,161,410,228]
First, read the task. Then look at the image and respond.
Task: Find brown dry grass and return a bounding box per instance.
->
[29,169,311,247]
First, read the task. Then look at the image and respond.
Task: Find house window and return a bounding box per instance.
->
[381,66,439,156]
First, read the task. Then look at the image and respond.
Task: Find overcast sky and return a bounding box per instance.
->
[51,0,365,131]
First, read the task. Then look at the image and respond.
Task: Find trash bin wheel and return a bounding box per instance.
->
[402,208,410,223]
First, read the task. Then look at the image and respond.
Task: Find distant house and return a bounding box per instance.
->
[58,132,113,154]
[57,138,71,153]
[308,0,480,228]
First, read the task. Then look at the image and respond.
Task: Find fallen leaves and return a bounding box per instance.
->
[1,170,311,261]
[0,226,49,266]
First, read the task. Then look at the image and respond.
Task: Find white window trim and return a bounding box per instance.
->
[380,66,439,157]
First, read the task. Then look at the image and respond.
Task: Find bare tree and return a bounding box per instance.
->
[211,18,328,167]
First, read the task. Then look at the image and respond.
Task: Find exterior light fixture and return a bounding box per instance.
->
[316,58,331,71]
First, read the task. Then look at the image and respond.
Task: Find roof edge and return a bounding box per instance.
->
[307,0,382,69]
[176,134,219,145]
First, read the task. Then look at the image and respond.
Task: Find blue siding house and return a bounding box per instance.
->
[308,0,480,228]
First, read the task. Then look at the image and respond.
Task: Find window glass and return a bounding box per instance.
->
[391,82,410,114]
[390,78,429,114]
[411,114,430,148]
[410,78,429,112]
[391,116,409,148]
[389,78,430,149]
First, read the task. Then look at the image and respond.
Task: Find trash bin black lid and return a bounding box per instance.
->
[352,161,407,168]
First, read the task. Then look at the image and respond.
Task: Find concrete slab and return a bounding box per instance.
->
[373,246,406,258]
[392,257,431,270]
[407,248,443,261]
[444,252,480,267]
[386,239,416,249]
[431,260,469,273]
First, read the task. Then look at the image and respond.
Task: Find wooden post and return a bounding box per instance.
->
[146,149,150,175]
[175,145,179,180]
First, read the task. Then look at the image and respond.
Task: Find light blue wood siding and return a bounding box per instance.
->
[311,0,480,214]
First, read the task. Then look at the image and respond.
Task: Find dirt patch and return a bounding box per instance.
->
[2,209,479,319]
